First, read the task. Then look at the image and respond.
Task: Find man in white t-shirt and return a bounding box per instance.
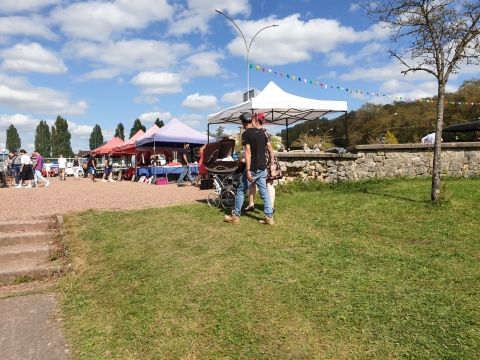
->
[58,154,67,180]
[421,132,436,144]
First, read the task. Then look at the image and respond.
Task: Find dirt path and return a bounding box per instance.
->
[0,178,209,221]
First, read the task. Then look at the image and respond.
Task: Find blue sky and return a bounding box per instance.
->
[0,0,478,152]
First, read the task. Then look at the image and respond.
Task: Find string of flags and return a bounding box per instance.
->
[250,64,480,107]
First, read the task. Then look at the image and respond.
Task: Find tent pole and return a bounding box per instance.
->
[207,124,210,143]
[285,119,289,150]
[344,111,349,147]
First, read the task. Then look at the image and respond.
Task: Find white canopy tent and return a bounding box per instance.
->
[207,81,348,147]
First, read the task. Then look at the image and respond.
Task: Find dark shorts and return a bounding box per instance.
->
[104,167,112,175]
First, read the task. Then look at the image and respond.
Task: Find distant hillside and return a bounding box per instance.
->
[278,79,480,147]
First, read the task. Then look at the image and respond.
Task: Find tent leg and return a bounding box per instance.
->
[207,124,210,143]
[285,120,289,150]
[344,111,349,147]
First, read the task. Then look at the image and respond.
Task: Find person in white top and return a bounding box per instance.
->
[421,132,436,144]
[16,149,34,188]
[58,154,67,180]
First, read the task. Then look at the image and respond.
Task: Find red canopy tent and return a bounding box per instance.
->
[111,130,145,155]
[92,137,124,155]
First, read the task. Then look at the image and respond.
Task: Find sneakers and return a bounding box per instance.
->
[259,217,274,225]
[26,185,32,188]
[244,204,255,212]
[224,214,240,224]
[45,182,50,187]
[102,179,108,182]
[15,185,22,189]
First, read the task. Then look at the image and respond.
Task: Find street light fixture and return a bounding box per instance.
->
[215,9,278,100]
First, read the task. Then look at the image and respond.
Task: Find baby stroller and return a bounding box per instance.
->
[203,139,244,209]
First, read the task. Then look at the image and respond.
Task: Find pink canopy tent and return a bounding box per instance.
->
[111,129,145,155]
[92,137,124,155]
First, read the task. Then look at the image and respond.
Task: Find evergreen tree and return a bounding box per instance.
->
[89,124,104,150]
[130,119,146,138]
[6,124,21,151]
[114,122,125,140]
[50,116,74,157]
[50,125,56,156]
[34,120,51,156]
[154,118,164,128]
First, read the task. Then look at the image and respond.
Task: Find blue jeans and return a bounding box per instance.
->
[34,169,48,185]
[178,165,194,183]
[14,164,21,185]
[233,169,273,218]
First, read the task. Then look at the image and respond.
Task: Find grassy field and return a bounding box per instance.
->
[61,178,480,359]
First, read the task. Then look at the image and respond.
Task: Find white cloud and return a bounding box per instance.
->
[221,90,243,104]
[131,72,184,95]
[183,51,225,77]
[169,0,250,36]
[177,113,205,129]
[0,16,58,41]
[326,42,384,66]
[51,0,173,41]
[0,0,60,14]
[63,39,190,76]
[182,93,217,110]
[226,14,390,66]
[0,73,87,115]
[349,3,361,12]
[139,111,173,124]
[1,43,67,74]
[79,68,122,81]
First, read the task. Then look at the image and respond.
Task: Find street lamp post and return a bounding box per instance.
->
[215,9,278,100]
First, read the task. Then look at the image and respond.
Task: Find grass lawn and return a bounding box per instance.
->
[61,178,480,359]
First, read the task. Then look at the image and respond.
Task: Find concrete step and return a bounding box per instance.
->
[0,249,62,283]
[0,218,56,233]
[0,243,56,260]
[0,231,56,247]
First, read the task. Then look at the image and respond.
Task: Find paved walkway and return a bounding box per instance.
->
[0,293,70,360]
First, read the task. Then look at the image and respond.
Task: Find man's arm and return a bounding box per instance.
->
[245,144,253,181]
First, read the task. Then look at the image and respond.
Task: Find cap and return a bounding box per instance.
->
[239,112,252,123]
[257,113,265,121]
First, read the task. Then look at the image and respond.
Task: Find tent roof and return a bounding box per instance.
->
[443,120,480,132]
[208,81,348,126]
[136,118,216,148]
[92,137,124,155]
[111,129,145,154]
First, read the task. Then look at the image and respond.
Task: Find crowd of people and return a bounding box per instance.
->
[3,149,50,188]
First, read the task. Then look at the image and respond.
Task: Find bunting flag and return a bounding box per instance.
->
[249,63,480,106]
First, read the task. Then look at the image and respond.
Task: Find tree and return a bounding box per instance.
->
[114,122,125,140]
[213,125,226,138]
[6,124,21,151]
[34,120,51,156]
[154,118,164,128]
[130,119,146,138]
[50,115,74,157]
[89,124,104,150]
[366,0,480,202]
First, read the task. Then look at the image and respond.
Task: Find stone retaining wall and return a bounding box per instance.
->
[276,142,480,183]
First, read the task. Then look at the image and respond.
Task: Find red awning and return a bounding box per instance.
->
[111,130,145,155]
[92,137,124,155]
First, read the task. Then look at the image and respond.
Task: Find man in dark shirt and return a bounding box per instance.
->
[177,143,195,186]
[224,112,274,225]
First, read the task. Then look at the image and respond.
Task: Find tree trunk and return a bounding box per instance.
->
[431,82,445,202]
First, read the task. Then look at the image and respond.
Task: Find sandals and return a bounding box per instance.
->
[244,205,255,212]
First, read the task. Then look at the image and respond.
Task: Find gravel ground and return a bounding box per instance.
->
[0,178,210,221]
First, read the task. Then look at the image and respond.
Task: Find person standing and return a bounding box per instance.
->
[245,113,278,213]
[12,149,22,185]
[177,143,195,186]
[16,149,34,188]
[58,154,67,180]
[224,112,274,225]
[102,153,114,182]
[33,150,50,187]
[72,156,81,180]
[86,152,97,182]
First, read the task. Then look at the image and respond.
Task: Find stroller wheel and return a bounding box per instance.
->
[221,190,236,210]
[207,192,221,208]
